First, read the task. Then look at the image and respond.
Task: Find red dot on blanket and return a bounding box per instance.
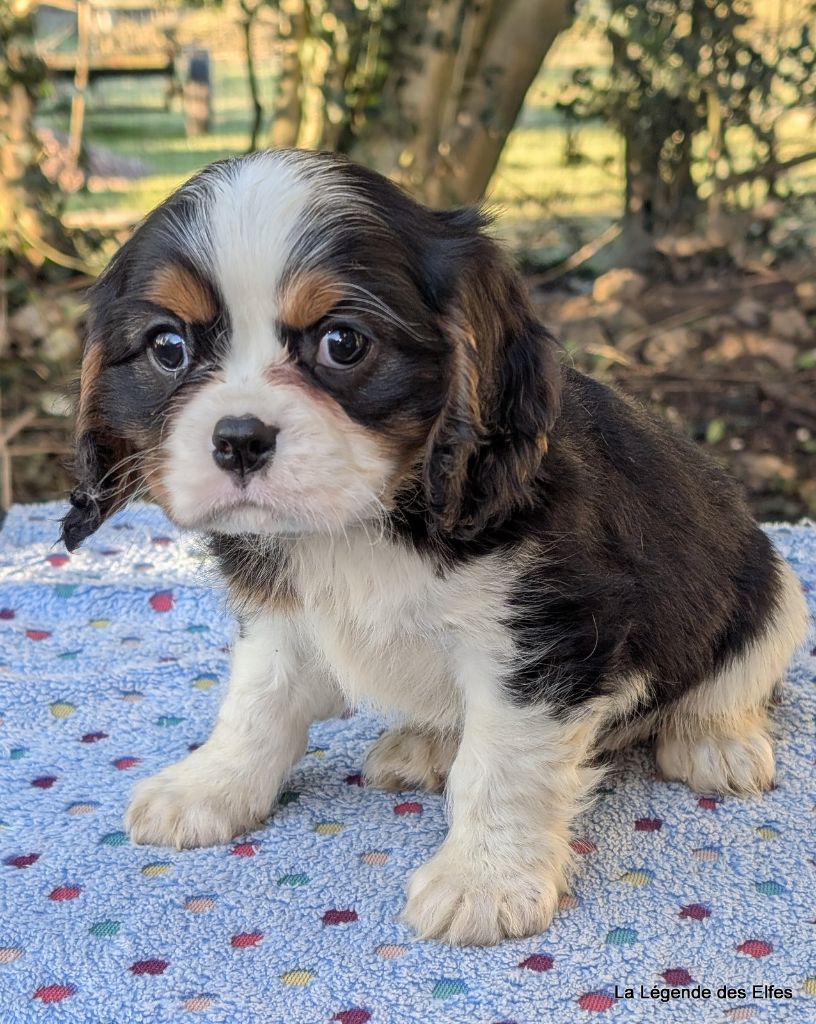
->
[113,757,141,770]
[570,838,597,855]
[679,903,710,920]
[231,842,261,857]
[33,984,76,1003]
[49,885,82,901]
[231,932,263,948]
[31,776,57,789]
[736,939,772,958]
[46,554,70,567]
[0,608,15,620]
[149,590,174,613]
[634,817,663,831]
[697,796,718,810]
[333,1011,371,1024]
[322,909,358,926]
[130,959,168,975]
[662,969,693,985]
[4,852,40,868]
[26,629,51,641]
[394,801,422,815]
[520,954,554,972]
[577,991,615,1011]
[80,732,108,743]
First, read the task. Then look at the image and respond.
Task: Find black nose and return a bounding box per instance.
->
[212,415,278,479]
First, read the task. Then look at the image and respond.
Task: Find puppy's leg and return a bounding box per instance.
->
[126,611,342,847]
[402,666,602,945]
[363,726,458,793]
[656,558,808,796]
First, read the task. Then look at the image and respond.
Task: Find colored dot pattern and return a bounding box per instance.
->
[0,504,813,1023]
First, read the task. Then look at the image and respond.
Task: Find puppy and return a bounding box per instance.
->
[62,149,808,946]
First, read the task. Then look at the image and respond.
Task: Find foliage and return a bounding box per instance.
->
[558,0,816,237]
[0,3,65,289]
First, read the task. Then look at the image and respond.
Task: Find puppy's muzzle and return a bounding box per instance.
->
[212,415,279,480]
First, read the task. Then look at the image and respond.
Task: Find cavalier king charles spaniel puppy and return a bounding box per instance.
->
[62,149,808,946]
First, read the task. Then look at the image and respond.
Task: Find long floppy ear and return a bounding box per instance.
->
[422,212,561,539]
[60,274,138,552]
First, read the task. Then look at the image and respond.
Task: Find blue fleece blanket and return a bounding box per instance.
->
[0,502,813,1024]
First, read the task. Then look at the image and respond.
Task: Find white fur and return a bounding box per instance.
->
[163,376,394,535]
[207,153,309,378]
[402,649,603,945]
[126,608,343,847]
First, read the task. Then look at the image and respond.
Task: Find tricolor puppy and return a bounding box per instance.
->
[62,150,808,946]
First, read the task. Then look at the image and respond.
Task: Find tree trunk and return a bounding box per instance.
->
[241,1,264,152]
[424,0,571,206]
[269,0,307,149]
[349,0,571,206]
[271,0,571,207]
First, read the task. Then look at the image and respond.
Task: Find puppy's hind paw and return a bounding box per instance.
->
[363,726,457,793]
[402,844,562,946]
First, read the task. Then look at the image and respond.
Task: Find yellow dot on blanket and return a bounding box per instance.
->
[89,619,111,628]
[142,862,172,877]
[618,869,654,886]
[756,825,779,840]
[280,969,314,986]
[314,821,344,835]
[804,977,816,996]
[375,944,408,958]
[307,748,327,758]
[193,675,218,690]
[50,702,76,718]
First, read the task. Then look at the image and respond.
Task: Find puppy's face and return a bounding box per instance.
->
[63,150,561,550]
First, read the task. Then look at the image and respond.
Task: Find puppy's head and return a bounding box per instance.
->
[62,150,560,550]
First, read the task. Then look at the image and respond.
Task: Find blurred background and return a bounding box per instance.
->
[1,0,814,519]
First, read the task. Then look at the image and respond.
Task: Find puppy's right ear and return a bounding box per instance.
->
[60,276,137,552]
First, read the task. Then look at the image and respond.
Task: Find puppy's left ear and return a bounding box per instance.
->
[422,211,561,539]
[60,274,138,552]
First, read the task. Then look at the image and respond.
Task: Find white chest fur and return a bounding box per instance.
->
[287,534,518,728]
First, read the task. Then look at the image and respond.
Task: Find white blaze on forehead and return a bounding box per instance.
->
[203,152,318,382]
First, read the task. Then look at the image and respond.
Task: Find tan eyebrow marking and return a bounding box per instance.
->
[278,270,343,329]
[146,264,216,324]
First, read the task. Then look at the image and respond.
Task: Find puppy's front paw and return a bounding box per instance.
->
[363,727,457,793]
[402,844,562,945]
[125,750,272,848]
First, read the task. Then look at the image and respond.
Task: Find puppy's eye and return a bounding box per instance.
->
[317,327,369,368]
[148,330,188,374]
